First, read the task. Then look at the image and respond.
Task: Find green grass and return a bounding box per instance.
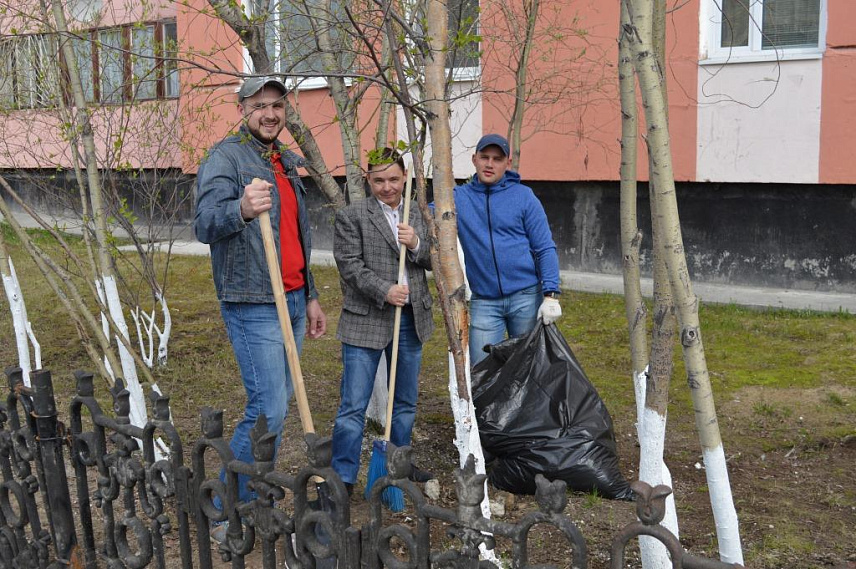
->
[581,489,603,509]
[2,225,856,568]
[2,226,855,438]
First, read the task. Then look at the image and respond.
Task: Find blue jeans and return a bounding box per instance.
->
[331,308,422,484]
[219,295,306,504]
[469,284,541,365]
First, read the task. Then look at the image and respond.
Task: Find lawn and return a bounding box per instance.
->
[1,226,854,568]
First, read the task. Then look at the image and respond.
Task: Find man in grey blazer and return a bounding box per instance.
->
[331,148,434,494]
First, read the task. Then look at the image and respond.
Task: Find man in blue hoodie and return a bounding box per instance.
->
[455,134,562,365]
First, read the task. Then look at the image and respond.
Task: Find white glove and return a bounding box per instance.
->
[538,297,562,325]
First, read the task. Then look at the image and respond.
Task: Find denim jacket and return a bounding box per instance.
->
[194,125,319,303]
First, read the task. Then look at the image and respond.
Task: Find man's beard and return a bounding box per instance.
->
[248,123,281,144]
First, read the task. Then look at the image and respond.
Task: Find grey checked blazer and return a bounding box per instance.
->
[334,198,434,350]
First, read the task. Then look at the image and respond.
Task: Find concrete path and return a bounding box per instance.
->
[132,240,856,313]
[562,271,856,313]
[4,210,854,313]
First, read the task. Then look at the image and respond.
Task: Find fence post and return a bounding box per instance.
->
[30,369,82,567]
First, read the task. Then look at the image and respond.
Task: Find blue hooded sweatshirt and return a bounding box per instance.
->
[454,170,560,299]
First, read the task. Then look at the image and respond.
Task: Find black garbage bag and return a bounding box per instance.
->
[472,323,633,500]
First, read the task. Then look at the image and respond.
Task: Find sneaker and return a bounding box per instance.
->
[210,522,228,544]
[408,464,434,483]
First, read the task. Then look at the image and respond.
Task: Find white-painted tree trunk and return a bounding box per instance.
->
[96,280,116,380]
[132,307,155,369]
[27,321,42,370]
[131,293,173,368]
[101,276,147,424]
[637,397,680,567]
[702,445,742,562]
[633,368,647,434]
[624,0,743,560]
[99,276,168,457]
[448,242,498,565]
[2,258,38,387]
[447,352,499,565]
[156,293,171,366]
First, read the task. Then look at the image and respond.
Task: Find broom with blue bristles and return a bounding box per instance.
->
[364,166,413,512]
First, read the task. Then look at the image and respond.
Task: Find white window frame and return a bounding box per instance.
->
[242,0,333,91]
[700,0,827,65]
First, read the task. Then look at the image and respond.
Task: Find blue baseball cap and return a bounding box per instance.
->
[475,134,510,156]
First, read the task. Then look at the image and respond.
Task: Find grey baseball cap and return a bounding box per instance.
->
[237,76,287,101]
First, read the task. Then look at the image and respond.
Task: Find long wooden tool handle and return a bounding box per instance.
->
[383,166,414,442]
[256,180,315,435]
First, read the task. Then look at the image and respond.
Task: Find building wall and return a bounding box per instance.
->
[2,102,183,170]
[696,60,823,183]
[819,0,856,183]
[540,180,856,292]
[177,0,248,172]
[4,0,856,293]
[477,0,699,183]
[301,177,856,293]
[5,0,854,184]
[399,80,483,178]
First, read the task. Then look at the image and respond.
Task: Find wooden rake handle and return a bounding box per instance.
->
[256,179,315,435]
[383,166,414,442]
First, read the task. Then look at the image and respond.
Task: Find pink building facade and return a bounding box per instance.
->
[2,0,855,291]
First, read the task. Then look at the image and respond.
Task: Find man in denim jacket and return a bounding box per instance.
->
[194,77,327,509]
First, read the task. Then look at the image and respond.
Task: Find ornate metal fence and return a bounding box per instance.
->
[0,367,743,569]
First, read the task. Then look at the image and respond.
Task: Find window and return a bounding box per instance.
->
[71,35,96,103]
[404,0,480,78]
[99,28,125,103]
[0,34,61,110]
[256,0,353,86]
[84,21,179,103]
[704,0,826,62]
[447,0,480,73]
[163,22,179,98]
[0,22,177,110]
[252,0,479,88]
[262,0,319,76]
[131,25,158,99]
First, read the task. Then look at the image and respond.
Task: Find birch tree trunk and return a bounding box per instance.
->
[49,0,166,453]
[308,0,364,202]
[622,0,743,563]
[424,3,469,396]
[0,232,39,387]
[508,0,539,171]
[374,32,395,150]
[380,1,495,553]
[423,1,497,553]
[619,8,677,566]
[620,2,680,566]
[618,0,648,411]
